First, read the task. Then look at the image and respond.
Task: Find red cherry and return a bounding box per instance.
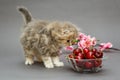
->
[77,61,84,67]
[85,61,93,69]
[74,53,84,59]
[74,53,84,64]
[83,48,89,54]
[73,48,82,56]
[94,60,102,67]
[75,59,79,64]
[91,48,97,54]
[85,51,95,59]
[78,53,84,59]
[74,56,80,59]
[68,54,74,58]
[94,51,103,58]
[74,56,80,64]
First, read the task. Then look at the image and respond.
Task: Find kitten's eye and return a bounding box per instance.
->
[67,40,70,42]
[63,30,69,34]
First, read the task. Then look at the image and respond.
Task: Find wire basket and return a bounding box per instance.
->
[66,56,105,73]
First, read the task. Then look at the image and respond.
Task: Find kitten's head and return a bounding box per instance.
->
[47,21,79,47]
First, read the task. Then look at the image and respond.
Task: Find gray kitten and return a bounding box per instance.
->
[18,6,79,68]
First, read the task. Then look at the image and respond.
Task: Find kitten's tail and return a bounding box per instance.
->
[17,6,33,24]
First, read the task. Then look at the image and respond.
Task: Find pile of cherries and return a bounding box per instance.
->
[68,48,103,69]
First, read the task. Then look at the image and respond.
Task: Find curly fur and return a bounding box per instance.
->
[18,6,79,68]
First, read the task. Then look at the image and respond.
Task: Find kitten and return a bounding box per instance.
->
[17,6,79,68]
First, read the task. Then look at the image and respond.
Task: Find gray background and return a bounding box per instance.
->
[0,0,120,80]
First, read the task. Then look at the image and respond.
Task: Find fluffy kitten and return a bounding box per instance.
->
[18,6,79,68]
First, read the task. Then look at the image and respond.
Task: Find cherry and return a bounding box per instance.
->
[85,61,93,69]
[83,48,89,54]
[74,56,81,64]
[68,54,74,58]
[94,60,102,67]
[78,53,84,59]
[75,59,79,64]
[74,56,80,59]
[94,51,103,58]
[73,48,82,56]
[84,51,95,59]
[91,48,97,54]
[77,61,84,67]
[74,53,84,59]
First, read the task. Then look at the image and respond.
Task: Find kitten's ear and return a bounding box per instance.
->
[46,21,62,38]
[46,21,61,31]
[51,30,61,37]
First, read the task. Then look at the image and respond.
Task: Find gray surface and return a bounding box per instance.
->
[0,0,120,80]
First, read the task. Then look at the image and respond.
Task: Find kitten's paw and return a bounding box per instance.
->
[25,58,34,65]
[45,63,54,68]
[54,62,64,67]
